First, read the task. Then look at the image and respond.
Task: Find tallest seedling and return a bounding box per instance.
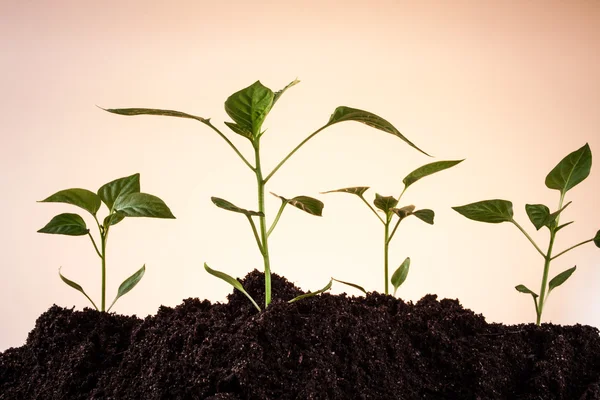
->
[106,80,428,308]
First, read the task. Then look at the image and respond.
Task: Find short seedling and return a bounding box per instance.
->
[453,144,599,325]
[325,160,463,295]
[105,80,428,310]
[38,173,175,312]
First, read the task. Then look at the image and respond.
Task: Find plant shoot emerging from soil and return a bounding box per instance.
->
[38,173,175,312]
[453,144,599,325]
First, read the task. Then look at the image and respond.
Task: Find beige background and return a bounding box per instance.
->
[1,0,599,351]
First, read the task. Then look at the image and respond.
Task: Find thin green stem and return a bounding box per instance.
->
[512,220,546,258]
[100,234,107,312]
[254,140,272,307]
[388,217,402,244]
[267,201,287,238]
[360,196,385,225]
[82,291,99,311]
[206,121,255,171]
[88,232,102,258]
[396,186,407,204]
[246,215,264,255]
[384,219,390,295]
[551,238,594,260]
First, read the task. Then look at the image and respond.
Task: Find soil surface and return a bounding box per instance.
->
[1,270,600,399]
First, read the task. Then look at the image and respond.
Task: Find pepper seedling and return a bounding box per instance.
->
[453,143,599,325]
[104,79,429,310]
[38,173,175,312]
[324,160,463,295]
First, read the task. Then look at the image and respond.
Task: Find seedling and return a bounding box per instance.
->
[105,79,428,309]
[453,144,599,325]
[324,160,463,295]
[38,173,175,312]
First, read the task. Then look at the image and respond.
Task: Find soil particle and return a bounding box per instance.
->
[1,270,599,399]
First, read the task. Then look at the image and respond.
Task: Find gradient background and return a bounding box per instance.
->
[1,1,599,351]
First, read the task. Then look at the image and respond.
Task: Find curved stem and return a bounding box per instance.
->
[511,220,546,258]
[551,238,594,260]
[267,201,287,238]
[388,217,402,244]
[246,215,264,255]
[88,232,102,258]
[206,121,255,171]
[360,196,385,225]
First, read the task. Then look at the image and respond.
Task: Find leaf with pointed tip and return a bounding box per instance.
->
[224,121,253,140]
[103,212,125,227]
[515,284,538,298]
[113,193,175,219]
[391,257,410,296]
[271,193,324,216]
[326,106,429,156]
[273,79,300,107]
[38,213,89,236]
[452,200,514,224]
[403,160,464,189]
[107,265,146,312]
[548,266,576,293]
[332,278,367,294]
[546,202,572,230]
[288,279,333,303]
[321,186,370,197]
[545,143,592,195]
[97,173,140,211]
[555,221,574,233]
[224,81,274,138]
[59,267,98,310]
[595,230,600,248]
[102,107,209,124]
[204,263,261,311]
[374,194,398,213]
[391,205,416,219]
[40,188,102,216]
[413,209,435,225]
[525,204,551,231]
[211,197,263,217]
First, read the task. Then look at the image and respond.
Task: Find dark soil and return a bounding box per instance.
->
[2,271,600,399]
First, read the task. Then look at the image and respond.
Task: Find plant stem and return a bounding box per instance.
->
[246,215,264,254]
[384,218,390,295]
[254,140,272,306]
[360,196,384,224]
[267,201,286,238]
[100,233,107,312]
[388,217,402,243]
[512,220,546,258]
[206,121,255,171]
[88,232,102,258]
[551,238,594,260]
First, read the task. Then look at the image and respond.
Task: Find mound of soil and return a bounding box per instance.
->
[1,270,599,399]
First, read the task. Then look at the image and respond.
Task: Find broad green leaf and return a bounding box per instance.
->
[525,204,550,231]
[374,194,398,213]
[546,201,572,229]
[326,106,429,156]
[452,200,514,224]
[515,284,538,298]
[332,278,367,294]
[391,205,415,219]
[548,266,576,293]
[59,267,98,310]
[211,197,263,217]
[321,186,370,197]
[38,213,89,236]
[288,279,333,303]
[102,107,209,124]
[40,188,102,216]
[271,193,324,216]
[595,230,600,248]
[107,265,146,312]
[97,173,140,211]
[545,143,592,195]
[224,121,253,140]
[224,81,274,138]
[402,160,464,189]
[391,257,410,296]
[103,212,125,227]
[114,193,175,219]
[555,221,574,233]
[204,263,261,312]
[273,79,300,107]
[413,209,435,225]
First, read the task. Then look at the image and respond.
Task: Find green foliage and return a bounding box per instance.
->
[391,257,410,296]
[452,200,514,224]
[204,263,261,312]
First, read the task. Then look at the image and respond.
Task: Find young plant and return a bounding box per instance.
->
[453,144,599,325]
[324,160,463,295]
[38,173,175,312]
[104,79,429,309]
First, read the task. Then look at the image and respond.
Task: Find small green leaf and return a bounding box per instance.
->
[38,213,89,236]
[594,230,600,248]
[391,205,415,219]
[515,284,538,298]
[224,121,253,140]
[555,221,574,233]
[102,107,209,124]
[525,204,551,231]
[402,160,464,189]
[97,173,140,210]
[271,193,324,216]
[548,266,576,293]
[273,79,300,107]
[59,267,98,310]
[107,265,146,312]
[204,263,261,312]
[546,201,572,229]
[374,194,398,213]
[391,257,410,296]
[40,188,102,216]
[288,279,333,303]
[332,278,367,294]
[114,193,175,219]
[103,212,125,227]
[452,200,514,224]
[326,106,429,156]
[211,197,263,217]
[545,143,592,195]
[224,81,274,138]
[413,209,435,225]
[321,186,370,197]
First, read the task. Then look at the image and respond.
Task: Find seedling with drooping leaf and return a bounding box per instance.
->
[38,173,175,312]
[104,79,429,310]
[453,144,599,325]
[324,160,463,295]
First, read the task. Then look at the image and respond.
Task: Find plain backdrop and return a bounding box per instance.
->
[1,0,599,351]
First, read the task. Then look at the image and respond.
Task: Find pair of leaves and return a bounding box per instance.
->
[212,194,324,217]
[525,202,571,231]
[516,266,576,301]
[392,206,435,225]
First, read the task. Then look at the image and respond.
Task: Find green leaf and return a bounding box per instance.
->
[273,79,300,107]
[391,205,415,219]
[288,279,333,303]
[332,278,367,294]
[224,121,253,140]
[326,106,429,156]
[525,204,551,231]
[271,193,324,216]
[321,186,370,197]
[204,263,261,312]
[38,213,89,236]
[107,265,146,312]
[413,209,435,225]
[103,212,126,227]
[40,188,102,216]
[548,266,576,293]
[59,267,98,310]
[515,284,538,298]
[594,230,600,248]
[374,194,398,213]
[224,81,274,138]
[113,193,175,219]
[391,257,410,296]
[545,143,592,195]
[211,197,263,217]
[452,200,514,224]
[97,173,140,210]
[402,160,464,189]
[546,201,572,229]
[102,107,209,124]
[555,221,574,233]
